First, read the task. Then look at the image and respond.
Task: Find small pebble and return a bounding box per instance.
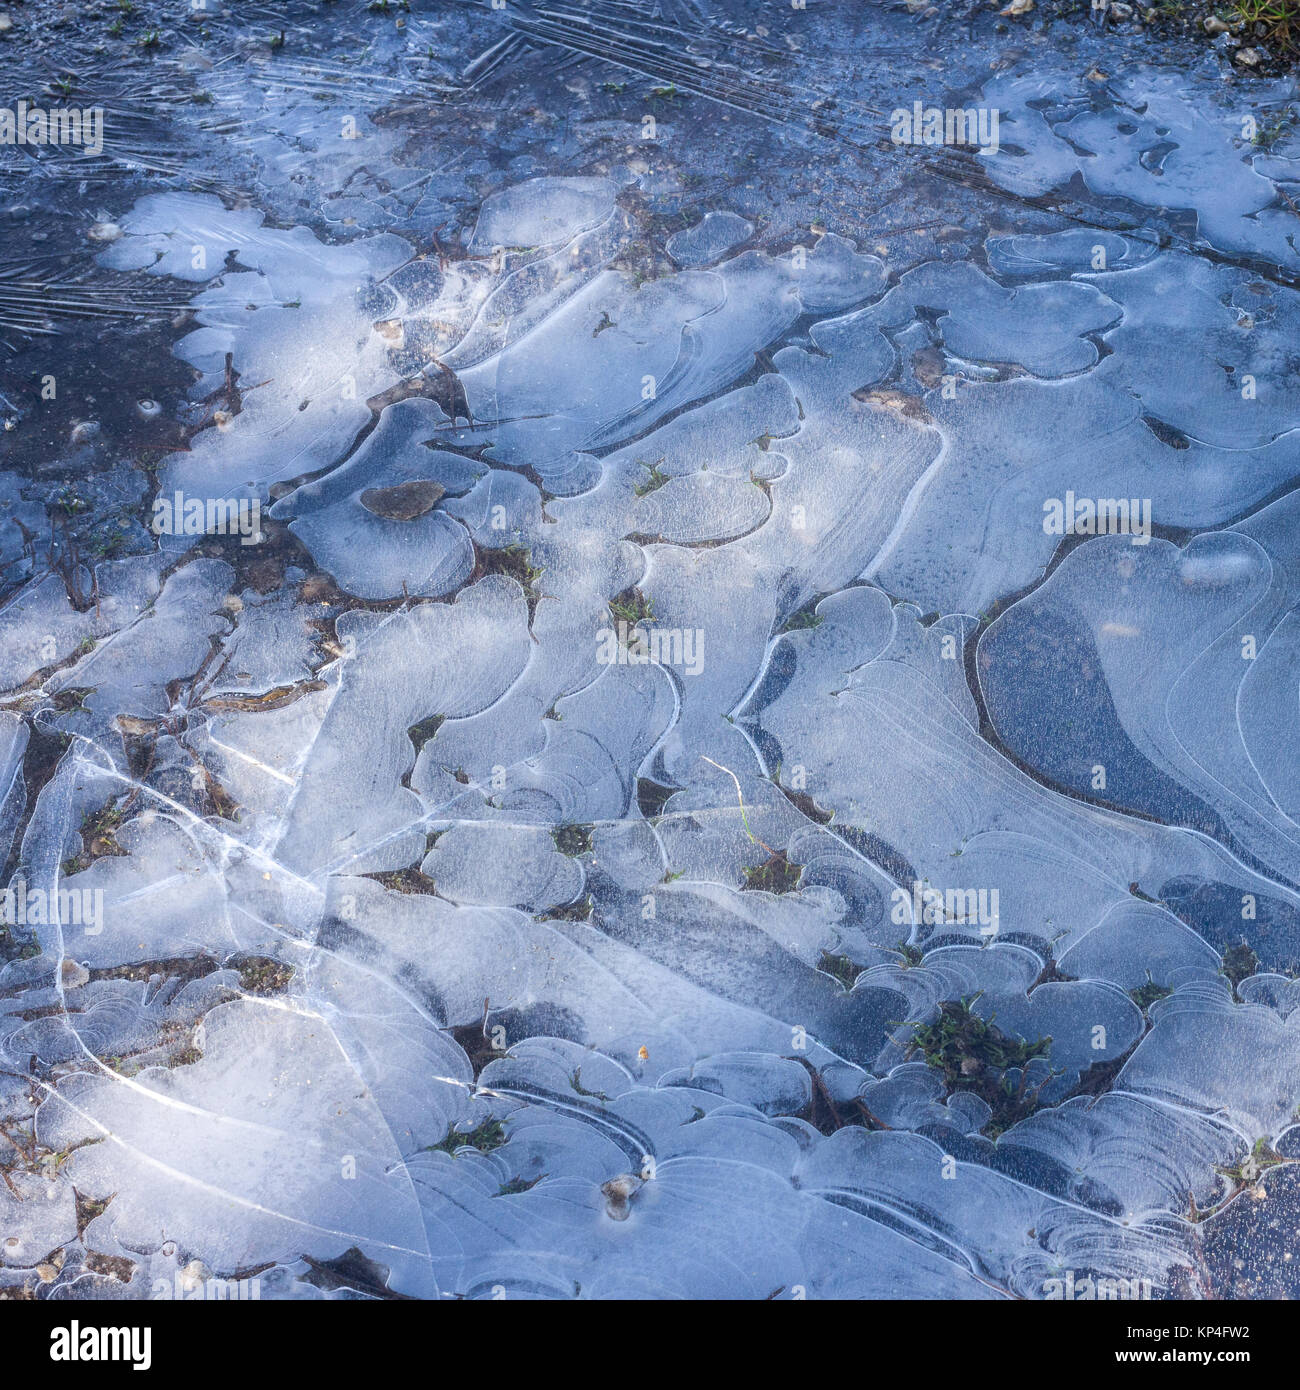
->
[601,1174,644,1221]
[60,959,90,990]
[179,1260,210,1292]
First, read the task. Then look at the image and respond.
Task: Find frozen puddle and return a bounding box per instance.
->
[1,0,1299,1302]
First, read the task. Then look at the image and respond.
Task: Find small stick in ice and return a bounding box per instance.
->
[700,755,774,856]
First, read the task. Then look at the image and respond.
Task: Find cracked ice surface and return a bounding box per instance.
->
[2,0,1300,1302]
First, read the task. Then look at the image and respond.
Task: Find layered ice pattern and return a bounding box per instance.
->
[2,0,1300,1301]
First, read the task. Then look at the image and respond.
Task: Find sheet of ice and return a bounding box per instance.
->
[666,211,754,266]
[980,533,1300,888]
[5,0,1300,1301]
[468,177,617,253]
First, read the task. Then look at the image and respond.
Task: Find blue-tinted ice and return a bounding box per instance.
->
[1,0,1299,1301]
